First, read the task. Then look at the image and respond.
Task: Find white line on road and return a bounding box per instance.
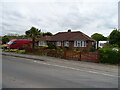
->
[6,55,118,78]
[33,61,119,78]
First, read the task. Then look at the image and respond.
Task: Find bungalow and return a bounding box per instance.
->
[98,41,109,48]
[39,30,95,50]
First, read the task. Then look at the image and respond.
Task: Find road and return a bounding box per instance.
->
[2,55,118,88]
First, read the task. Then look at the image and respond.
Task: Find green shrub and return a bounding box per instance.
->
[44,45,48,48]
[3,49,26,54]
[1,44,6,49]
[3,49,18,52]
[4,49,10,52]
[47,43,57,49]
[63,46,69,50]
[17,50,26,54]
[110,44,119,48]
[100,48,120,64]
[10,49,18,52]
[89,47,97,52]
[56,46,61,50]
[35,46,40,49]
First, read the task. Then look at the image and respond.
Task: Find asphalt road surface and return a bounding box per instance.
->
[2,55,118,88]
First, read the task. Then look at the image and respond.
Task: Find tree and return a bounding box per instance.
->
[1,34,26,44]
[42,32,53,36]
[2,36,9,44]
[109,29,120,47]
[91,33,107,49]
[25,27,41,48]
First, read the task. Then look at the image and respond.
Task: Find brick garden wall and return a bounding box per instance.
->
[25,48,100,63]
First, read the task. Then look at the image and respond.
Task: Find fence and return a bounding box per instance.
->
[25,48,100,63]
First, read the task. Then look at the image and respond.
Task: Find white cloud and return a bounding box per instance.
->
[1,0,119,3]
[1,0,119,37]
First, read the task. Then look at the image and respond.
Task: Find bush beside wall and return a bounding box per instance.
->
[100,48,120,64]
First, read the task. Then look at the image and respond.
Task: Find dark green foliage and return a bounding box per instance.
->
[25,27,42,48]
[2,34,26,44]
[109,29,120,47]
[91,33,107,41]
[47,43,57,49]
[100,48,120,64]
[2,36,9,44]
[89,47,97,52]
[91,33,107,49]
[63,46,69,50]
[35,46,40,49]
[42,32,53,36]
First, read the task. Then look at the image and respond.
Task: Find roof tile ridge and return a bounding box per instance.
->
[67,31,81,40]
[81,32,94,40]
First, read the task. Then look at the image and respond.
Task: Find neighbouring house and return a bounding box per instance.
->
[27,38,39,47]
[98,41,109,48]
[39,30,95,50]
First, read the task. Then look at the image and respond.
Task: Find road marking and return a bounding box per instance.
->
[33,60,119,78]
[5,55,118,78]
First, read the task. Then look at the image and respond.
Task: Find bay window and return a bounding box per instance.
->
[64,41,69,47]
[39,41,47,46]
[74,41,86,47]
[56,41,61,46]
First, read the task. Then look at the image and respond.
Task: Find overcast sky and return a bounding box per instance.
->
[0,0,119,37]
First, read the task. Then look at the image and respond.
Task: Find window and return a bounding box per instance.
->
[39,41,46,46]
[64,41,69,47]
[74,41,86,47]
[7,41,13,45]
[56,41,61,46]
[12,42,16,45]
[7,41,16,45]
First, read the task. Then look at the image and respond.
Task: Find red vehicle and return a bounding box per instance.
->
[5,39,31,49]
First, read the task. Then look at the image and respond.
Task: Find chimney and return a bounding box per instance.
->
[68,29,71,32]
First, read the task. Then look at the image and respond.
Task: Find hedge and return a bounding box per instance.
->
[100,48,120,64]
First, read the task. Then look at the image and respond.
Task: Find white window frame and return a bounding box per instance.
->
[39,41,47,46]
[64,41,69,47]
[74,41,86,47]
[56,41,61,46]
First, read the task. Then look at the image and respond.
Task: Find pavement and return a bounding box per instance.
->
[2,55,118,88]
[2,52,118,74]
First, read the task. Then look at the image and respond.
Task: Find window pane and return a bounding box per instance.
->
[84,41,86,47]
[80,41,82,47]
[7,41,13,45]
[57,41,61,46]
[81,41,84,47]
[76,41,77,47]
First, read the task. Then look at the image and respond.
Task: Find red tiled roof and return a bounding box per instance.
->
[39,36,52,41]
[39,31,95,41]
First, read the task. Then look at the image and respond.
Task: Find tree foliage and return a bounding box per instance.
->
[25,27,42,48]
[91,33,107,49]
[1,34,25,44]
[91,33,107,41]
[2,36,9,44]
[42,32,53,36]
[109,29,120,47]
